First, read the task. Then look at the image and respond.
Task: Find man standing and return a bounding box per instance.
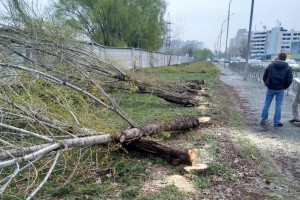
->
[289,78,300,123]
[260,53,293,127]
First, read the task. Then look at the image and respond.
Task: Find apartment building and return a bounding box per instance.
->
[250,27,300,59]
[279,29,300,59]
[251,30,269,58]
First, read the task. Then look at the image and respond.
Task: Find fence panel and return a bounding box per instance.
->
[228,62,300,95]
[84,42,192,69]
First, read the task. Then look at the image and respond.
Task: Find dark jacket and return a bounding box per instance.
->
[263,60,293,90]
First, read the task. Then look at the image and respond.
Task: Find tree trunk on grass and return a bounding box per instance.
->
[0,117,211,164]
[116,116,210,142]
[124,138,198,166]
[106,80,207,107]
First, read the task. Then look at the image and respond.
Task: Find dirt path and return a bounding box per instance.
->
[219,65,300,199]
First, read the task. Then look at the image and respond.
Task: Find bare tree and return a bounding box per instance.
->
[167,17,184,65]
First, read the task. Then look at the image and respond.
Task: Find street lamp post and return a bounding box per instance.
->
[225,0,233,58]
[214,34,220,57]
[244,0,255,80]
[218,19,227,59]
[218,13,235,59]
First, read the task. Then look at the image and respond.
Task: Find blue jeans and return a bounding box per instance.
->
[261,89,284,124]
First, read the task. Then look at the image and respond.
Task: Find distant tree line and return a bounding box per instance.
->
[175,43,213,61]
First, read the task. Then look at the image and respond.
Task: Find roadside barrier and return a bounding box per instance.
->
[228,62,300,95]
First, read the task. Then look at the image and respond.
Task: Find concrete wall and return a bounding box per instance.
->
[85,42,193,69]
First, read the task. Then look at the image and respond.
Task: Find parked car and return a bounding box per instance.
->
[239,58,246,63]
[285,59,299,68]
[229,58,239,63]
[249,59,263,66]
[213,58,219,62]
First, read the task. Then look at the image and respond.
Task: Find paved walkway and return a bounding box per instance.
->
[219,64,300,140]
[218,64,300,198]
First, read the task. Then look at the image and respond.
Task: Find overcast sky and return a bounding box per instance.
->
[166,0,300,51]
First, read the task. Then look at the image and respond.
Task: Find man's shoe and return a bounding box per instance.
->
[289,119,300,123]
[260,122,268,126]
[274,123,283,127]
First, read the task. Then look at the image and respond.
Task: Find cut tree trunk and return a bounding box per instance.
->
[116,116,211,142]
[105,80,206,107]
[0,117,211,167]
[124,138,198,166]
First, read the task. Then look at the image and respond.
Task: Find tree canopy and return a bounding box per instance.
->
[54,0,167,51]
[176,43,213,61]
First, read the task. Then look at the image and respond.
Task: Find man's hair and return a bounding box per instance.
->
[278,52,287,61]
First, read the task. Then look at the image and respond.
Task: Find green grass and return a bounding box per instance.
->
[137,184,184,200]
[5,61,221,199]
[263,168,277,182]
[207,162,230,175]
[201,133,219,156]
[194,177,212,189]
[111,92,203,127]
[120,187,140,198]
[268,196,281,200]
[238,138,258,156]
[238,138,277,183]
[230,110,245,130]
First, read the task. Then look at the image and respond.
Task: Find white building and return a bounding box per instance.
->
[278,29,300,55]
[251,30,269,58]
[250,27,300,59]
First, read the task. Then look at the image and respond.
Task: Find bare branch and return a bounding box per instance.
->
[26,151,60,200]
[0,122,53,142]
[0,163,19,194]
[0,62,137,127]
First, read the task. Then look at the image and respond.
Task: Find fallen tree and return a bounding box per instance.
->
[0,116,210,198]
[0,27,207,106]
[0,0,207,107]
[0,1,211,199]
[0,116,210,162]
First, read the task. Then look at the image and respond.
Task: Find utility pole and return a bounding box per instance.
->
[218,19,226,59]
[218,13,235,59]
[225,0,233,59]
[215,32,221,58]
[244,0,254,80]
[165,12,172,55]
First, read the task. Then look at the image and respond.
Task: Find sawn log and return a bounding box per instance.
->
[124,138,198,166]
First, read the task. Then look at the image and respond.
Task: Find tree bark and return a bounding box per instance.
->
[106,81,206,107]
[116,116,205,142]
[124,138,198,166]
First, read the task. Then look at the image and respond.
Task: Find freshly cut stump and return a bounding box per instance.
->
[184,164,208,173]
